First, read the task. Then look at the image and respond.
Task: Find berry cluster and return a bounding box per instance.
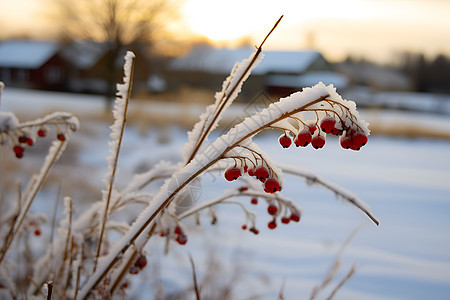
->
[224,164,282,194]
[277,111,368,151]
[129,254,147,275]
[8,128,67,159]
[241,197,301,233]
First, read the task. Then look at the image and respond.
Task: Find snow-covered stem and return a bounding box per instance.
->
[95,51,135,272]
[184,15,283,164]
[78,88,345,297]
[280,163,379,225]
[0,139,68,266]
[0,81,4,110]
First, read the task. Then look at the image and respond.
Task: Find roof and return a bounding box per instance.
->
[0,40,59,69]
[266,71,349,89]
[60,40,111,69]
[169,46,322,75]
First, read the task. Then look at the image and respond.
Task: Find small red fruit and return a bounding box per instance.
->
[320,117,336,134]
[250,198,258,205]
[37,129,46,137]
[308,123,317,134]
[264,178,281,193]
[290,212,301,222]
[267,203,278,215]
[311,135,326,149]
[278,134,292,148]
[351,132,368,150]
[241,224,247,230]
[294,130,312,147]
[238,186,248,192]
[18,135,27,144]
[224,167,242,181]
[281,216,290,224]
[57,133,66,141]
[247,168,255,177]
[176,234,188,245]
[174,226,182,235]
[340,135,352,149]
[268,220,277,230]
[26,137,34,146]
[13,145,24,158]
[254,166,269,181]
[249,227,259,235]
[34,229,41,236]
[134,255,147,270]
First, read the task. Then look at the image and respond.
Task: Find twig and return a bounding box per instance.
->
[185,15,284,164]
[326,265,356,300]
[0,140,67,266]
[94,54,135,272]
[79,94,330,299]
[189,254,201,300]
[46,281,54,300]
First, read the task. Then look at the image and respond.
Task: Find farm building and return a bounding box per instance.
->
[167,45,348,100]
[0,40,68,90]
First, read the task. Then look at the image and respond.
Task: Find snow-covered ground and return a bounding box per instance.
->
[1,88,450,299]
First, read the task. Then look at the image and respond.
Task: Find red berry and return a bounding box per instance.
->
[264,178,281,193]
[320,117,336,134]
[241,224,247,230]
[351,132,368,150]
[135,255,147,269]
[339,135,352,149]
[174,226,182,235]
[18,135,27,144]
[26,137,34,146]
[254,166,269,181]
[224,167,242,181]
[119,281,129,290]
[247,168,255,177]
[37,129,46,137]
[249,227,259,235]
[311,135,326,149]
[268,220,277,230]
[176,234,188,245]
[57,133,66,141]
[267,203,278,215]
[34,229,41,236]
[13,145,24,158]
[250,198,258,205]
[278,134,292,148]
[238,186,248,192]
[294,129,312,147]
[331,124,344,136]
[308,123,317,134]
[290,212,301,222]
[281,217,290,224]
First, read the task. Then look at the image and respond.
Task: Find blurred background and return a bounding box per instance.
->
[1,0,450,299]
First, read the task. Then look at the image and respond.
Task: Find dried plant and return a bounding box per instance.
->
[0,16,378,299]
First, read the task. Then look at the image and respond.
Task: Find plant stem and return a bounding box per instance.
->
[94,55,135,272]
[185,15,284,164]
[79,95,330,298]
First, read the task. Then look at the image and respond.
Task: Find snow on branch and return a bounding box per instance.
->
[279,163,379,226]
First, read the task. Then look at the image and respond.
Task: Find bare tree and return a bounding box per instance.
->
[53,0,180,106]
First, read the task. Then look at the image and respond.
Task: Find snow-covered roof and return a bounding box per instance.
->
[60,40,110,69]
[266,71,349,89]
[170,46,322,75]
[0,40,59,69]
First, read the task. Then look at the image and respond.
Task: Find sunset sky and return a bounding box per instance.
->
[1,0,449,63]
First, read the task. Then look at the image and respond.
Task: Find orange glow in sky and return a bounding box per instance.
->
[1,0,449,63]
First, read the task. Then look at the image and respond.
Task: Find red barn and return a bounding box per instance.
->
[0,40,68,90]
